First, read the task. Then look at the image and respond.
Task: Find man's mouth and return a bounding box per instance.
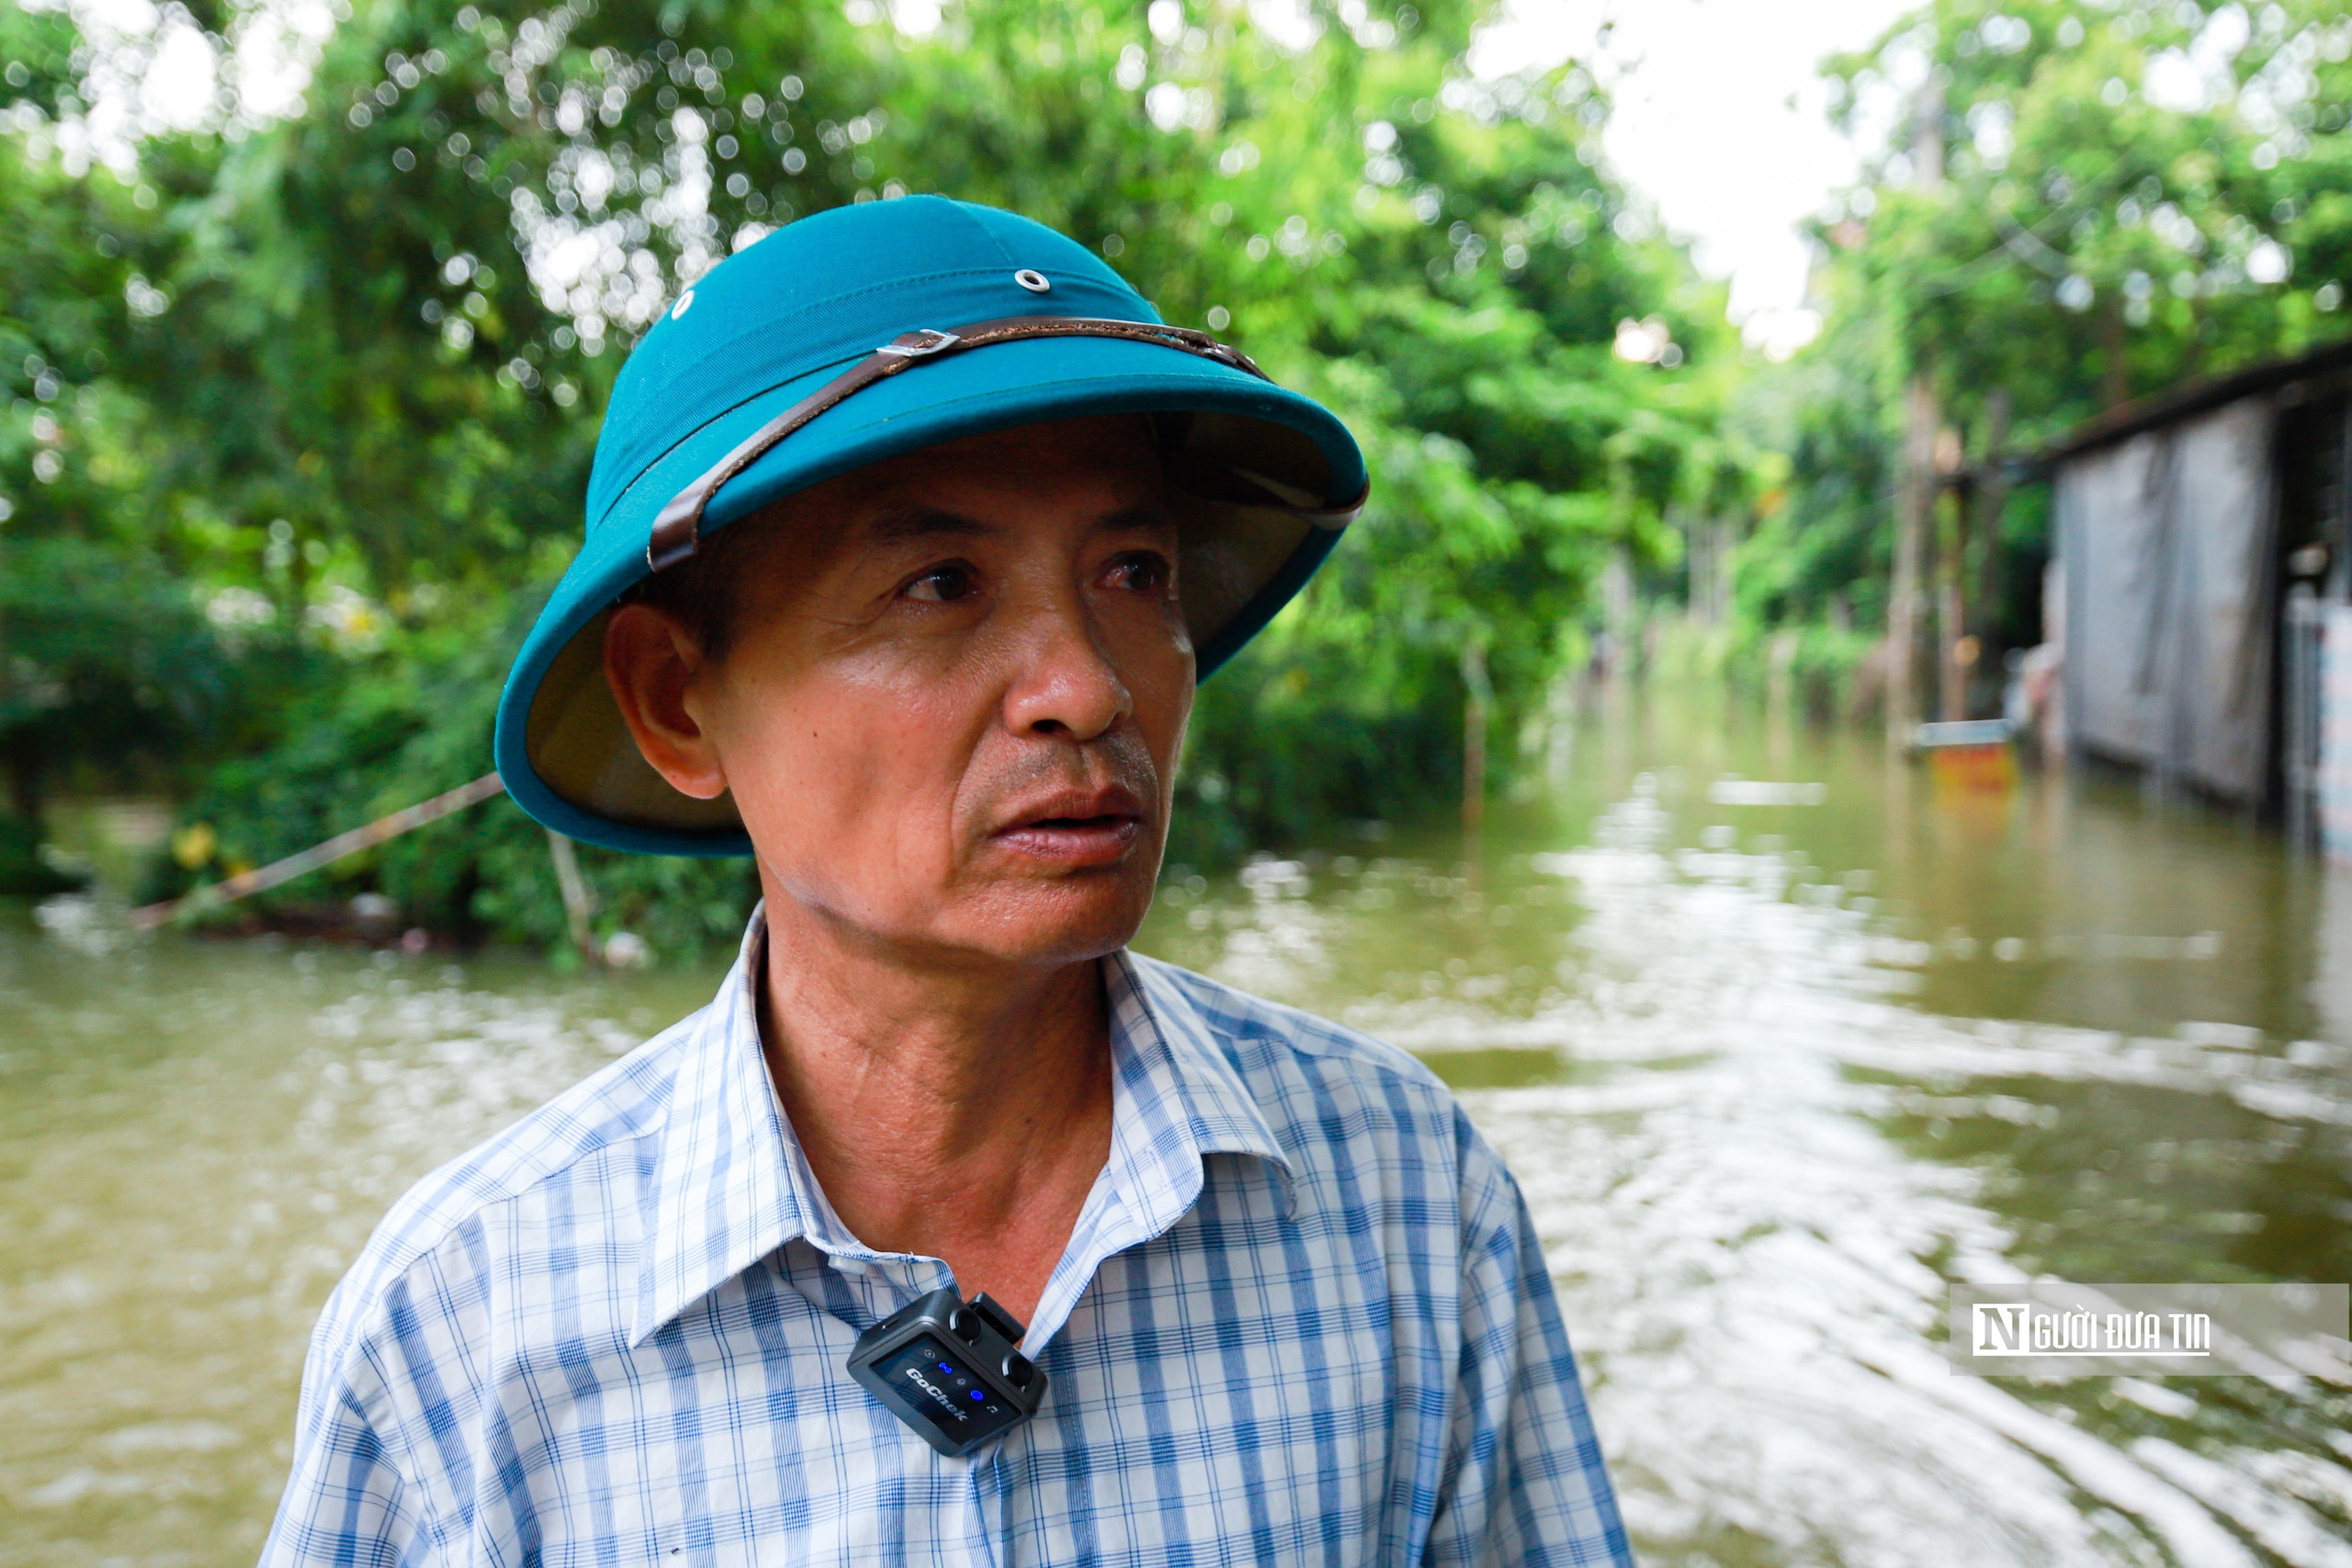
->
[992,786,1148,866]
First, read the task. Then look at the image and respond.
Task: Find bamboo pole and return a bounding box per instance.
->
[131,773,506,930]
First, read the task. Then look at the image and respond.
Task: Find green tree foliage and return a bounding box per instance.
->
[1746,0,2351,637]
[4,0,1723,951]
[0,130,233,840]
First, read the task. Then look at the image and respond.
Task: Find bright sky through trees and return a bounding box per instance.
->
[1472,0,1917,355]
[73,0,1927,359]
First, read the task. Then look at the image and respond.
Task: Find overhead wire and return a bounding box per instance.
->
[1914,151,2138,297]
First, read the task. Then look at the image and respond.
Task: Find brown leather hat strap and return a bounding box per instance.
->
[644,316,1348,572]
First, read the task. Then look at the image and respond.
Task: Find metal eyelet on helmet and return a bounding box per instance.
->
[1013,269,1051,294]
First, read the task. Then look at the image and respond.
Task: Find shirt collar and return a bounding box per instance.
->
[1019,950,1295,1350]
[629,910,1293,1348]
[628,910,814,1345]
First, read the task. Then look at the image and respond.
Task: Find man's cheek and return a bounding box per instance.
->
[854,699,978,869]
[730,704,872,849]
[1142,676,1193,817]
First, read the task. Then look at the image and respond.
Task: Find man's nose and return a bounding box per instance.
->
[1001,593,1133,744]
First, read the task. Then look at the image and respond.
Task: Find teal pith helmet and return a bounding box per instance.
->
[492,196,1368,856]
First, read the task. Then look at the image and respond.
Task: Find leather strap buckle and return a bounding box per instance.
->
[877,328,962,358]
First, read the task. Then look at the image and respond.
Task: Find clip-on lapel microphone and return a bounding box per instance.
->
[848,1288,1046,1457]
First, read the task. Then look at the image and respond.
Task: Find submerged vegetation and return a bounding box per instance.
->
[2,0,2346,954]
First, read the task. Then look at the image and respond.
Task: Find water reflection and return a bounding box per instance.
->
[1147,703,2352,1567]
[2,700,2349,1565]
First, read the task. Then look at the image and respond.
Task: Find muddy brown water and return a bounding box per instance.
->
[5,699,2349,1566]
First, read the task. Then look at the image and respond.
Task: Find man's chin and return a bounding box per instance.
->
[944,874,1158,967]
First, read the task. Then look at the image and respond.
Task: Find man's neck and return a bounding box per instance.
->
[752,897,1117,1327]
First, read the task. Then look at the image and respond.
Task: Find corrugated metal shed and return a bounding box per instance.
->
[2045,338,2352,816]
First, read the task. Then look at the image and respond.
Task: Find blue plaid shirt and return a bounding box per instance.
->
[263,912,1629,1566]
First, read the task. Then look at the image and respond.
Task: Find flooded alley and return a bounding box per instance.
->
[5,698,2349,1567]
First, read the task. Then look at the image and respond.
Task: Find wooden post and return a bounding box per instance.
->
[1938,473,1967,722]
[1972,389,2013,679]
[1767,627,1798,716]
[1892,375,1937,744]
[546,829,601,966]
[1889,78,1945,749]
[1711,514,1736,625]
[1602,547,1634,661]
[2099,296,2132,411]
[1678,505,1712,626]
[1461,635,1491,847]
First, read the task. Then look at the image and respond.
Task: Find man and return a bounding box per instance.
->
[263,197,1629,1566]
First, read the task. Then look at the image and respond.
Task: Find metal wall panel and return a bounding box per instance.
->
[2059,397,2278,806]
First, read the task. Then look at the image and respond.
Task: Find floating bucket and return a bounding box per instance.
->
[1913,719,2017,794]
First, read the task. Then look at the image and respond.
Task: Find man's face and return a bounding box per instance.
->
[624,415,1193,968]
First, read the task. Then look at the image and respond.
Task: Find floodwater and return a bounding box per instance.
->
[5,696,2350,1567]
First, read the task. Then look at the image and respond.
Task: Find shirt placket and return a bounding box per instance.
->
[744,938,1278,1567]
[775,1240,1007,1564]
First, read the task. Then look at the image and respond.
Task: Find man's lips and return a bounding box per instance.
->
[990,785,1148,866]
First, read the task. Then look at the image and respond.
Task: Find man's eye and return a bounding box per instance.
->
[1106,553,1170,592]
[903,563,976,603]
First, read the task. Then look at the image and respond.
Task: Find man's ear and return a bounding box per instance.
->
[603,603,729,801]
